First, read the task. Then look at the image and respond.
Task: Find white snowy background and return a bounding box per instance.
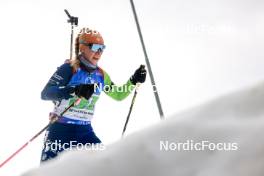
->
[0,0,263,175]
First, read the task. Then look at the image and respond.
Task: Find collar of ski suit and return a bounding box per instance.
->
[79,55,98,73]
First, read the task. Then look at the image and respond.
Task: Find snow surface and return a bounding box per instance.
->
[22,81,264,176]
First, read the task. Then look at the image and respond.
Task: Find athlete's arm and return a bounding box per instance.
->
[41,63,75,101]
[103,71,135,101]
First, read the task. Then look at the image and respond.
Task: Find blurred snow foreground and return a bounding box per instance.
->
[23,82,264,176]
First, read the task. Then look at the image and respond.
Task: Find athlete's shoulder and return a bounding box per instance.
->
[97,66,107,76]
[54,61,74,78]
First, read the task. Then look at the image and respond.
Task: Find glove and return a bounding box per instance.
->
[74,84,95,100]
[130,65,147,85]
[57,86,75,100]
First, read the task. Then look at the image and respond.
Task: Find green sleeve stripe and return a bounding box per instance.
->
[103,71,135,101]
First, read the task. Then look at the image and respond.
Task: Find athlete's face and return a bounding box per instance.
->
[81,44,103,66]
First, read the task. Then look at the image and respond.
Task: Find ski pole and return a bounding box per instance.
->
[121,65,145,138]
[0,99,80,168]
[130,0,165,119]
[121,83,140,138]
